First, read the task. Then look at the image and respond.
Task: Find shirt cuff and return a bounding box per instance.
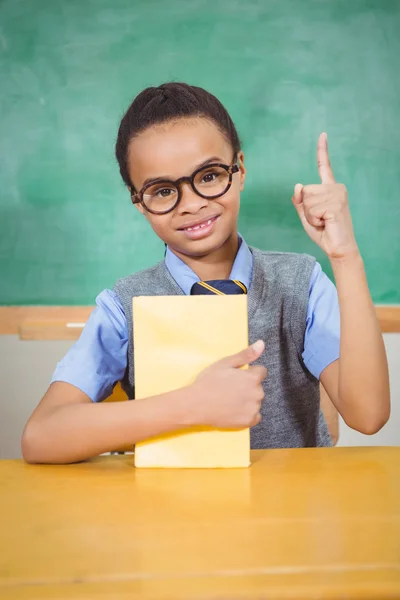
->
[303,343,340,380]
[50,366,115,403]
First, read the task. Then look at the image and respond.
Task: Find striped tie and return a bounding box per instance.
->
[190,280,247,295]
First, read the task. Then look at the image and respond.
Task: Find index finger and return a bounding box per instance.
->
[317,132,336,184]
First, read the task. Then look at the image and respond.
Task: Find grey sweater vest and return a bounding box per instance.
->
[113,247,332,448]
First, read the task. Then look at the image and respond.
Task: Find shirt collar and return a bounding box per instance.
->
[165,234,254,295]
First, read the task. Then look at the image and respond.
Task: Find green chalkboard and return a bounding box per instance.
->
[1,0,399,305]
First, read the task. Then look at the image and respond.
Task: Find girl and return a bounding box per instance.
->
[22,83,390,463]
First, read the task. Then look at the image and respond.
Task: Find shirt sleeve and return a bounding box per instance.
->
[50,289,128,402]
[302,262,340,380]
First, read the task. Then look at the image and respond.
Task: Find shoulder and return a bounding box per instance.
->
[250,246,316,287]
[93,289,127,330]
[113,261,165,296]
[251,246,316,267]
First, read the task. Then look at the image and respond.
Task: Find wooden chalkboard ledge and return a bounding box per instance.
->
[0,307,93,338]
[0,305,399,339]
[375,305,400,333]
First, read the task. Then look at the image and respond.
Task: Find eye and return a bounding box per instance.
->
[201,171,218,184]
[156,187,174,198]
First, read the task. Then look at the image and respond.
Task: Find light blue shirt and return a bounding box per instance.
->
[51,238,340,402]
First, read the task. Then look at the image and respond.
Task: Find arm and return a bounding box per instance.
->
[21,289,193,464]
[293,133,390,435]
[302,263,341,444]
[320,254,390,433]
[21,381,195,464]
[22,343,267,464]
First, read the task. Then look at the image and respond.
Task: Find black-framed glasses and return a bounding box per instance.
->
[130,156,239,215]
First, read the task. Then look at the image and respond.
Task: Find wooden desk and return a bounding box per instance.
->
[0,448,399,599]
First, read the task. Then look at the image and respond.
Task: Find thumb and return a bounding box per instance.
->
[221,340,265,369]
[292,183,305,221]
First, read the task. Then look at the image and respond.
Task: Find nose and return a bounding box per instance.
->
[176,181,208,215]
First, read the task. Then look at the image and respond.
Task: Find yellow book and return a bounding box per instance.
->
[133,295,250,468]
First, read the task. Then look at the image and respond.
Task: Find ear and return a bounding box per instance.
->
[237,151,246,191]
[134,203,145,216]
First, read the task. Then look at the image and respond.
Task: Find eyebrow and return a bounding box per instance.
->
[141,156,226,188]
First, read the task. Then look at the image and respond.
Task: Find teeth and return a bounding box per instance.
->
[187,219,213,232]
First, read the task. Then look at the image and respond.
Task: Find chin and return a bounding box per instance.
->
[174,231,235,258]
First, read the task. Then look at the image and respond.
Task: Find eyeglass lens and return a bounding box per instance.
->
[142,164,231,213]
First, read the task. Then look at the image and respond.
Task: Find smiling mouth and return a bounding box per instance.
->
[179,215,220,240]
[180,216,219,231]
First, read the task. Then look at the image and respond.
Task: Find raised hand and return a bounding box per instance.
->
[292,133,359,260]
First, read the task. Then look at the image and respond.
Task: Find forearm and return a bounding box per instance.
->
[331,251,390,432]
[22,387,194,464]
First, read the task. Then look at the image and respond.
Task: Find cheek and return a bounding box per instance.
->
[231,173,243,205]
[219,185,241,217]
[144,213,173,240]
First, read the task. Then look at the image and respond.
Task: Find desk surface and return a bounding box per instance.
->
[0,447,399,599]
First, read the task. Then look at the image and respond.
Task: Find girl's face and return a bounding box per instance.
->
[127,117,246,259]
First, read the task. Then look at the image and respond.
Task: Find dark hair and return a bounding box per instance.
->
[115,82,241,189]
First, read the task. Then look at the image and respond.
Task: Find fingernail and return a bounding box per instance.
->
[252,340,264,353]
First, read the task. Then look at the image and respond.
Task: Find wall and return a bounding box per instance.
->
[337,334,400,447]
[1,334,399,459]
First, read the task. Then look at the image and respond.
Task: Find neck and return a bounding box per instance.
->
[171,233,239,281]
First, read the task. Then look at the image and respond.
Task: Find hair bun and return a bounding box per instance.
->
[157,87,168,101]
